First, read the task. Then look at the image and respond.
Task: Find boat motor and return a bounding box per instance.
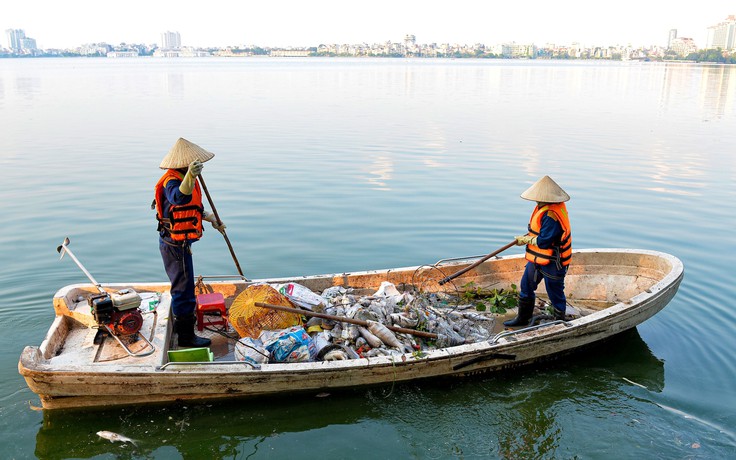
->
[57,237,154,357]
[87,289,144,336]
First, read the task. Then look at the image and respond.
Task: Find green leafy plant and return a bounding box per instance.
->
[460,282,518,314]
[412,350,428,359]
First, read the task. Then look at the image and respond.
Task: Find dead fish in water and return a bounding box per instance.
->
[97,431,137,446]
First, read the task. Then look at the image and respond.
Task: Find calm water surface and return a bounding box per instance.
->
[1,57,735,459]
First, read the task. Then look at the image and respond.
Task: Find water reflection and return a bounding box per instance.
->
[657,63,735,121]
[364,154,393,190]
[700,65,735,120]
[34,330,663,459]
[488,329,665,458]
[35,393,370,459]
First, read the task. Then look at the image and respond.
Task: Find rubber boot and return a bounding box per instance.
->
[174,315,212,348]
[503,297,535,328]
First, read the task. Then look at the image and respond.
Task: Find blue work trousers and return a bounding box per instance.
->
[519,261,567,313]
[159,239,196,317]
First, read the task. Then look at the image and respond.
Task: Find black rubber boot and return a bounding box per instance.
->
[174,315,212,348]
[504,297,535,328]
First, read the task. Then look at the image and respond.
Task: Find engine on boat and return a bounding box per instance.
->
[88,290,143,336]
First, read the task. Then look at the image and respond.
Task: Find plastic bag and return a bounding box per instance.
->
[259,326,317,363]
[373,281,413,309]
[374,281,401,297]
[273,283,324,310]
[234,337,269,365]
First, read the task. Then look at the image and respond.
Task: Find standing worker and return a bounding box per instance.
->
[153,138,226,347]
[504,175,572,328]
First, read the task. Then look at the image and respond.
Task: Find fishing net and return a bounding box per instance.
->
[228,284,303,338]
[408,264,463,310]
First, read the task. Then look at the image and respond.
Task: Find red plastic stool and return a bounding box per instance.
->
[196,292,228,331]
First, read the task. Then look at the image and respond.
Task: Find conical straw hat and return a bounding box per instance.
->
[159,138,215,169]
[520,175,570,203]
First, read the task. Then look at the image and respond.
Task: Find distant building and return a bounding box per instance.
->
[153,47,210,57]
[706,15,736,50]
[404,34,417,56]
[78,43,112,56]
[670,37,697,57]
[668,29,677,49]
[5,29,36,53]
[6,29,24,52]
[107,51,139,58]
[20,37,37,51]
[161,31,181,50]
[502,42,536,58]
[269,49,310,57]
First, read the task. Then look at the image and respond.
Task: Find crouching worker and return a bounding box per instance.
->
[504,175,572,328]
[153,138,227,347]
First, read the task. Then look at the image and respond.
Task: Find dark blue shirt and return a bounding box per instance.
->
[536,213,563,249]
[163,179,192,211]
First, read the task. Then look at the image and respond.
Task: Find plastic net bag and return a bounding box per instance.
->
[229,284,303,338]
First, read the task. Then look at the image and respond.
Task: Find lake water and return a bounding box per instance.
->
[1,57,735,459]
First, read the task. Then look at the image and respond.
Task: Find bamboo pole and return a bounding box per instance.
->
[254,302,438,339]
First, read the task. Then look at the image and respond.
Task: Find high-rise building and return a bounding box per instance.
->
[706,15,736,50]
[161,31,181,50]
[667,29,677,49]
[20,37,37,51]
[5,29,25,52]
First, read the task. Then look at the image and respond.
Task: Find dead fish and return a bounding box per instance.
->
[461,311,495,322]
[341,324,360,342]
[323,348,349,360]
[367,320,403,349]
[364,348,382,357]
[97,430,137,446]
[390,313,418,328]
[358,326,383,348]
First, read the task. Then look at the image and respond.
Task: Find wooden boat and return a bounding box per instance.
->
[19,248,683,410]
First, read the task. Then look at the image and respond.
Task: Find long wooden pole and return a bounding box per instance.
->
[199,174,248,280]
[438,240,516,285]
[254,302,438,339]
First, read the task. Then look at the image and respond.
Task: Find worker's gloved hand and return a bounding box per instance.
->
[189,161,204,177]
[179,161,203,195]
[515,234,537,246]
[203,211,226,234]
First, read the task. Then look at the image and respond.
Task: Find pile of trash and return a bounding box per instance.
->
[234,281,500,366]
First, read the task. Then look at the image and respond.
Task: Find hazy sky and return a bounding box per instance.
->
[3,0,734,49]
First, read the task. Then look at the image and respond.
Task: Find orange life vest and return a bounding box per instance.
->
[153,170,204,242]
[525,203,572,267]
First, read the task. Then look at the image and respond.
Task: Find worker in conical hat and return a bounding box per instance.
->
[504,175,573,328]
[153,138,226,347]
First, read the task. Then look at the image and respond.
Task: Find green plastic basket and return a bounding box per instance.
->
[167,347,213,362]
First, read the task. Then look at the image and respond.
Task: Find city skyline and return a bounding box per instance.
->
[2,0,734,50]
